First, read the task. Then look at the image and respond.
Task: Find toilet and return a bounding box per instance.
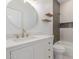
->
[53,43,65,59]
[53,41,73,59]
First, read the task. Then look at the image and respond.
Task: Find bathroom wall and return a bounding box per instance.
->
[29,0,53,35]
[6,0,53,38]
[60,0,73,42]
[53,0,60,43]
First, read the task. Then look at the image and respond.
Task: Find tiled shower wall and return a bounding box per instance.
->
[60,0,73,42]
[53,0,60,43]
[53,0,73,43]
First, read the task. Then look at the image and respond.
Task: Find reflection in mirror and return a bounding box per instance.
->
[6,0,38,36]
[7,8,22,29]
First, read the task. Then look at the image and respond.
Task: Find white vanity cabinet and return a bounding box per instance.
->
[7,37,53,59]
[34,38,53,59]
[11,46,34,59]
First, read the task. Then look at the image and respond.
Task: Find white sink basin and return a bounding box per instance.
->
[13,36,37,42]
[7,35,53,42]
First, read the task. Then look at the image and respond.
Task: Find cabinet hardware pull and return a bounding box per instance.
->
[48,56,51,58]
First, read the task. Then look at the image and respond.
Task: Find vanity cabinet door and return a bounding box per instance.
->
[34,39,53,59]
[11,46,34,59]
[6,50,10,59]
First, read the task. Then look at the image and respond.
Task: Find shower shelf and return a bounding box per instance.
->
[45,13,53,17]
[42,19,51,22]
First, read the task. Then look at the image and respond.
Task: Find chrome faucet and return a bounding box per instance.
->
[15,29,30,38]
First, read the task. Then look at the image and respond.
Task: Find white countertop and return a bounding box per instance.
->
[6,35,53,49]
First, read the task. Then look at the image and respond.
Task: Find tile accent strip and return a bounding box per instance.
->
[60,22,73,28]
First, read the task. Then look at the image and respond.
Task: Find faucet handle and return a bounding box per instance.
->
[25,31,31,38]
[14,34,20,38]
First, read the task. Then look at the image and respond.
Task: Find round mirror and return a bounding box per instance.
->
[7,0,38,33]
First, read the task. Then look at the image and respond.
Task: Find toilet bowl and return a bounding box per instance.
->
[55,41,73,57]
[53,44,65,59]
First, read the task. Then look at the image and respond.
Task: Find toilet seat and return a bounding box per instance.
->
[53,44,65,50]
[53,44,65,53]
